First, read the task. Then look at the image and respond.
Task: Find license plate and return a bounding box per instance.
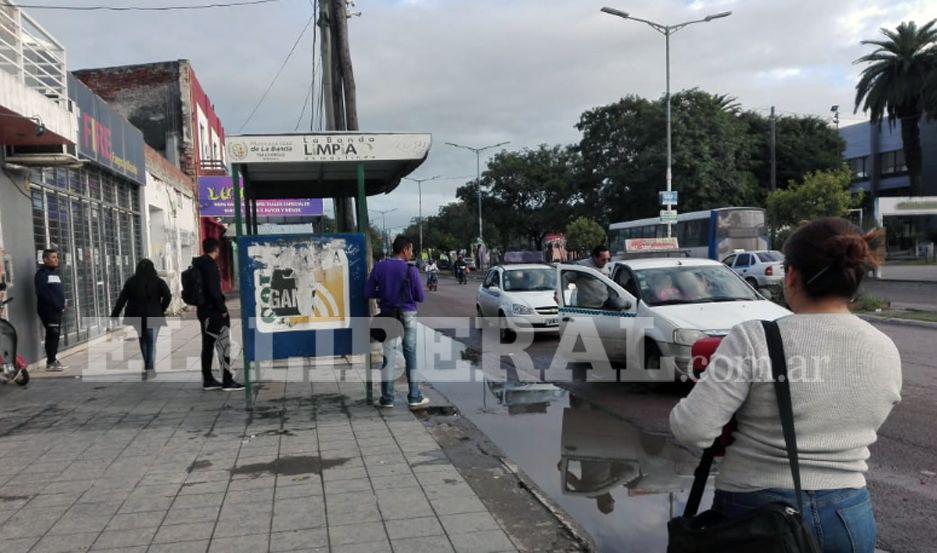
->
[546,318,558,326]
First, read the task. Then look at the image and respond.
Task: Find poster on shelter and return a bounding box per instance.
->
[248,237,351,332]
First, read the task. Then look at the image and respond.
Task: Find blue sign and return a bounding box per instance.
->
[237,233,369,362]
[660,191,678,206]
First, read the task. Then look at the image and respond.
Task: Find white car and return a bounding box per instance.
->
[555,258,790,379]
[722,250,785,289]
[476,264,560,339]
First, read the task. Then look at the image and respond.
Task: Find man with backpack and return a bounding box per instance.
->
[183,238,243,391]
[366,235,429,410]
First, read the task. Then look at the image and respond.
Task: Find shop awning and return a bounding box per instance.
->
[225,132,432,198]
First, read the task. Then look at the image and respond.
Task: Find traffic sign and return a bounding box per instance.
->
[659,209,678,224]
[659,191,678,206]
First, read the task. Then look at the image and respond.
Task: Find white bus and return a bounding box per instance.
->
[609,207,769,261]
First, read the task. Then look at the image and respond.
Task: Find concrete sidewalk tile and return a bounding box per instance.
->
[368,474,420,491]
[172,493,225,510]
[430,495,488,516]
[275,482,323,500]
[118,495,173,514]
[0,536,38,553]
[269,528,328,552]
[106,511,164,531]
[271,507,327,532]
[328,521,386,546]
[321,478,371,494]
[213,515,271,537]
[391,535,455,553]
[28,531,98,553]
[152,521,216,543]
[147,540,209,553]
[385,516,445,540]
[331,540,392,553]
[92,526,158,549]
[163,506,221,525]
[325,491,376,514]
[448,530,517,553]
[179,480,229,496]
[439,512,501,535]
[423,483,477,501]
[207,533,269,553]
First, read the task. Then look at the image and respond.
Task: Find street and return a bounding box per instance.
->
[419,274,937,553]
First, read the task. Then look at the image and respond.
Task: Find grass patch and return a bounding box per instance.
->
[863,310,937,324]
[851,293,889,312]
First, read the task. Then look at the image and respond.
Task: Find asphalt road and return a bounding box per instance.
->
[418,273,937,553]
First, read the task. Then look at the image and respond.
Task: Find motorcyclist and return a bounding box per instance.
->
[453,256,468,284]
[425,259,439,289]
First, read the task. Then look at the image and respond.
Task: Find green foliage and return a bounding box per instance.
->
[565,217,606,254]
[851,293,889,312]
[766,167,862,230]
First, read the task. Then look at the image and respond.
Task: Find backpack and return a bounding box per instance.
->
[181,264,205,307]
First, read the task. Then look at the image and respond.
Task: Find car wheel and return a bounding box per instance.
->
[499,311,516,343]
[745,277,759,289]
[14,368,28,386]
[645,341,661,371]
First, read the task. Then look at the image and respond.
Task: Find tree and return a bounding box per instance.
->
[565,217,606,256]
[766,167,862,230]
[854,20,937,196]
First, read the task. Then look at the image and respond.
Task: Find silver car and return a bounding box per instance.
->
[722,250,785,288]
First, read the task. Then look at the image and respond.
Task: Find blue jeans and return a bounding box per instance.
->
[713,487,876,553]
[138,327,157,371]
[380,311,422,405]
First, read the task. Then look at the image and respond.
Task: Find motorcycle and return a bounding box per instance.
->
[455,266,467,285]
[427,272,438,292]
[0,297,29,386]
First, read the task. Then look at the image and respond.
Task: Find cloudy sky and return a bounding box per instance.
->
[28,0,937,231]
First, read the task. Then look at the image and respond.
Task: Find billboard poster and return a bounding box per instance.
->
[237,233,369,361]
[226,133,432,164]
[198,176,323,218]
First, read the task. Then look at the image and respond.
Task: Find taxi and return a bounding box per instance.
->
[555,239,790,379]
[476,263,560,340]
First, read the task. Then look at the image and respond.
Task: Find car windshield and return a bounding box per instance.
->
[634,265,759,306]
[503,268,556,291]
[756,251,784,263]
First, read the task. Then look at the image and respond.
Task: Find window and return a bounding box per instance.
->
[736,253,753,267]
[722,254,736,266]
[634,265,758,306]
[612,266,641,299]
[503,268,555,292]
[484,270,499,288]
[880,150,907,176]
[848,156,869,179]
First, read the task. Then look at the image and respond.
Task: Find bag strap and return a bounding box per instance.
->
[682,320,805,517]
[761,319,806,514]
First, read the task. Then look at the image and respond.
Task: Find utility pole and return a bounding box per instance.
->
[769,105,777,191]
[319,0,356,231]
[446,141,510,249]
[404,175,441,255]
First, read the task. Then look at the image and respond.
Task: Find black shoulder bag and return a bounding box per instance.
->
[667,320,821,553]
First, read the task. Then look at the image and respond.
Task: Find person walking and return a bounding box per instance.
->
[366,235,429,409]
[34,248,67,371]
[192,238,243,391]
[669,217,901,553]
[111,259,171,375]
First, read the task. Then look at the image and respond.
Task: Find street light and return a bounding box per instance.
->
[601,6,732,237]
[369,208,397,254]
[403,175,441,255]
[445,141,510,248]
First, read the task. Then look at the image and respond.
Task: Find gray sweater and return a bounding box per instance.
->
[670,314,902,492]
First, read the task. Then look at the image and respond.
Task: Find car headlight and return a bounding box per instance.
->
[512,303,534,315]
[673,329,707,346]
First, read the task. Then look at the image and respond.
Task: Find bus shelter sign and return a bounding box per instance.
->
[226,133,432,164]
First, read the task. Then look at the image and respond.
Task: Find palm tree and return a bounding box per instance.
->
[854,20,937,196]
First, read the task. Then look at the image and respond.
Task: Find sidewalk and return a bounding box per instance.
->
[0,322,525,553]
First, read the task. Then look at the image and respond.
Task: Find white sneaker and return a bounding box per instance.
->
[408,397,430,410]
[46,361,66,372]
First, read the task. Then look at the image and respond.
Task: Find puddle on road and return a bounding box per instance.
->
[229,455,349,477]
[423,326,712,552]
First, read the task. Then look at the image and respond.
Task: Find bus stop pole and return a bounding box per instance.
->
[356,163,372,404]
[231,165,253,409]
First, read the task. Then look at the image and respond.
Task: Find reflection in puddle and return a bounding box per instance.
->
[426,326,713,552]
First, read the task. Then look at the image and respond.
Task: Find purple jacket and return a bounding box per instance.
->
[366,259,425,312]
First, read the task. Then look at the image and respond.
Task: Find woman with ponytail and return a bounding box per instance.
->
[111,259,172,374]
[670,217,901,553]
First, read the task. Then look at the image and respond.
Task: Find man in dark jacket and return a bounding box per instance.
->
[35,248,67,371]
[193,238,242,391]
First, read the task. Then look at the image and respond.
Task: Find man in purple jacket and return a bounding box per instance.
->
[366,235,429,409]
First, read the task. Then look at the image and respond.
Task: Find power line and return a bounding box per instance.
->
[14,0,284,10]
[238,12,316,133]
[294,78,313,131]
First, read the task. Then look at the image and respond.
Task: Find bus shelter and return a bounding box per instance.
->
[225,133,432,408]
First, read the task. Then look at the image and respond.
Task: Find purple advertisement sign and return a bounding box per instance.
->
[198,177,323,218]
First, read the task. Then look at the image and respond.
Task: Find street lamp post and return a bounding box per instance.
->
[445,141,510,247]
[369,208,397,255]
[601,7,731,237]
[403,175,441,256]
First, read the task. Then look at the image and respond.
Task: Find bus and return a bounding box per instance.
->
[609,207,769,261]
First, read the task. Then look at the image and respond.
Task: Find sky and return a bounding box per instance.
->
[25,0,937,232]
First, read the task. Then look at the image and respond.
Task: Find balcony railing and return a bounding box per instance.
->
[0,1,67,104]
[199,158,228,175]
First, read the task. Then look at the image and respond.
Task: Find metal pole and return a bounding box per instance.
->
[769,106,777,192]
[232,164,243,237]
[665,28,673,239]
[476,150,483,244]
[357,163,372,404]
[418,180,423,255]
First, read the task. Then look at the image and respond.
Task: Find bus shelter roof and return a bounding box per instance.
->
[225,132,432,199]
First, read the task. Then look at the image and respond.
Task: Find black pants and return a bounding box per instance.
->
[198,311,232,384]
[39,313,61,365]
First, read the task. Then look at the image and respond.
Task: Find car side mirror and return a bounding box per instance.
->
[607,295,633,311]
[489,285,500,292]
